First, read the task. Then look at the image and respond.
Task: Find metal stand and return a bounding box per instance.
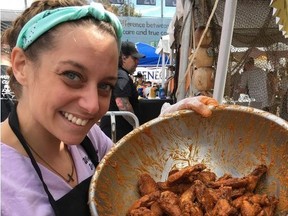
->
[104,111,140,143]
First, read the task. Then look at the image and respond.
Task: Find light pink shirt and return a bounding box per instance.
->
[1,124,113,216]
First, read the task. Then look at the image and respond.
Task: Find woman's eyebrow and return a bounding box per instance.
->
[58,60,87,71]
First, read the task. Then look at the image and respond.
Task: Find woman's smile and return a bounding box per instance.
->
[61,111,89,126]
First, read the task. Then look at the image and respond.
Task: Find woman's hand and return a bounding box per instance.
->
[160,96,218,117]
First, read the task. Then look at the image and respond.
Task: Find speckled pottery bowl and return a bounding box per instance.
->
[89,105,288,215]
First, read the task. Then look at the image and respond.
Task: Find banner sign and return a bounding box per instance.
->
[136,0,156,6]
[165,0,176,7]
[118,17,171,45]
[135,67,167,84]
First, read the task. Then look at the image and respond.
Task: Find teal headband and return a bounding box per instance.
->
[16,3,123,50]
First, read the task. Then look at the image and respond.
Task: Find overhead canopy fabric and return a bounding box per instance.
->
[170,0,288,48]
[216,0,287,47]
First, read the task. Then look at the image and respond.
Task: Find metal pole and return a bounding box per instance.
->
[161,0,163,18]
[161,37,165,87]
[128,0,130,17]
[176,0,192,101]
[213,0,238,103]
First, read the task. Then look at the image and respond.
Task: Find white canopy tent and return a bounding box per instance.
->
[156,34,172,87]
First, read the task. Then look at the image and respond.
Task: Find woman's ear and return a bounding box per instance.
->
[10,47,29,85]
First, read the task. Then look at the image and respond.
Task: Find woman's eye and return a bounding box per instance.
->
[63,71,81,81]
[98,83,113,92]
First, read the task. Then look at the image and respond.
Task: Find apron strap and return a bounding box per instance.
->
[80,136,99,167]
[8,104,60,215]
[8,104,99,216]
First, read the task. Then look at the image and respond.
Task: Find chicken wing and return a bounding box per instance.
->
[158,191,182,216]
[240,199,262,216]
[243,164,267,192]
[150,202,164,216]
[157,181,193,195]
[167,164,206,186]
[127,191,160,214]
[138,173,159,196]
[211,198,238,216]
[129,207,155,216]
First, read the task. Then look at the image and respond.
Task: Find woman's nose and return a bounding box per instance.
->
[79,87,100,114]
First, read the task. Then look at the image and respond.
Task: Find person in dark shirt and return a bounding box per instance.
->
[1,44,14,122]
[100,41,145,141]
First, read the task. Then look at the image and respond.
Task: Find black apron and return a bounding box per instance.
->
[8,104,99,216]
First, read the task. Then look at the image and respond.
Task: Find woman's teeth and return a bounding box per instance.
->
[63,112,88,126]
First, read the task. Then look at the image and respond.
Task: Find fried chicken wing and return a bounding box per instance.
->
[194,180,216,213]
[208,176,249,189]
[167,164,206,186]
[127,191,160,214]
[195,171,217,184]
[244,164,267,192]
[210,165,267,191]
[209,186,233,201]
[248,194,270,206]
[230,187,247,199]
[211,198,238,216]
[240,200,262,216]
[218,173,232,181]
[150,202,164,216]
[183,203,203,216]
[179,185,196,214]
[260,196,278,216]
[138,173,159,196]
[232,192,254,209]
[129,207,155,216]
[158,191,181,216]
[157,181,192,195]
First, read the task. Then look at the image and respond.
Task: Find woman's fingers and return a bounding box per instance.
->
[199,96,219,106]
[160,96,218,117]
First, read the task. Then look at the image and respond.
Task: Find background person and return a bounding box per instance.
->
[133,71,145,88]
[133,72,145,98]
[100,41,145,142]
[0,0,218,215]
[1,43,14,122]
[239,57,269,110]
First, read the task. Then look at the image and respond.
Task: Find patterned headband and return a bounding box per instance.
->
[16,3,123,50]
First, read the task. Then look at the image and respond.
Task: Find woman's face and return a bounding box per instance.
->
[19,24,119,144]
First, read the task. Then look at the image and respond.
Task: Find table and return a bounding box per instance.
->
[138,98,174,124]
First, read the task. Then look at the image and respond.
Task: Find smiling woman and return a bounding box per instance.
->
[1,0,122,215]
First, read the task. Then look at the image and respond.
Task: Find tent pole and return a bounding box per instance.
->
[161,37,165,87]
[213,0,238,103]
[177,0,192,101]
